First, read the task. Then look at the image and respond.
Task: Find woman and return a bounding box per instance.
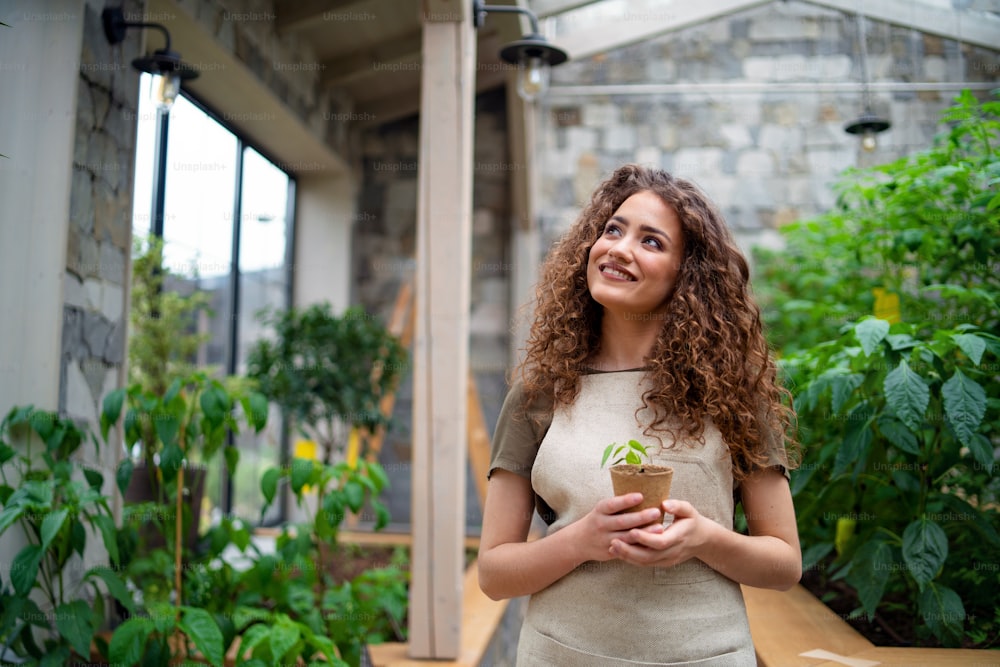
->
[479,164,801,665]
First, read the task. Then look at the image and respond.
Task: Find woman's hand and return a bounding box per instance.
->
[607,499,714,568]
[570,493,665,564]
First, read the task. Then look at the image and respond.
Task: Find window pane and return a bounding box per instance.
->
[232,147,291,525]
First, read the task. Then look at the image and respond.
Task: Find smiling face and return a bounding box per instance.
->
[586,190,685,318]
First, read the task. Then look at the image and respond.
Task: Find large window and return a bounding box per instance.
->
[131,74,293,526]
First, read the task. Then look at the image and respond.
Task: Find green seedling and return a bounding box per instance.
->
[601,439,650,467]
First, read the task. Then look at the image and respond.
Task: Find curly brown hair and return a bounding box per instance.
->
[517,164,797,481]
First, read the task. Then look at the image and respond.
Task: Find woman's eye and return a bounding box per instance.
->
[643,237,662,249]
[604,224,621,236]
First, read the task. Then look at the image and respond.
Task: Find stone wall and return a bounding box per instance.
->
[166,0,353,158]
[351,89,514,529]
[61,0,146,425]
[537,1,1000,252]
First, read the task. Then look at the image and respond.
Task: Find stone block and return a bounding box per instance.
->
[924,56,946,81]
[804,123,845,149]
[105,318,126,364]
[645,59,676,82]
[64,359,97,424]
[743,57,773,81]
[102,282,125,321]
[806,148,854,179]
[565,126,598,153]
[573,154,602,204]
[603,125,637,152]
[672,148,724,177]
[749,17,820,41]
[633,146,661,169]
[98,242,126,283]
[719,124,753,150]
[581,103,620,127]
[737,150,776,177]
[83,312,112,358]
[69,168,94,236]
[656,125,678,151]
[473,209,495,237]
[64,274,87,310]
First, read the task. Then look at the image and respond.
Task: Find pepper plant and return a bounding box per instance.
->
[754,90,1000,647]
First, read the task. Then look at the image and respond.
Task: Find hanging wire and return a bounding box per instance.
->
[854,0,873,112]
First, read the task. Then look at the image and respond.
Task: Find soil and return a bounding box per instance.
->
[800,566,920,647]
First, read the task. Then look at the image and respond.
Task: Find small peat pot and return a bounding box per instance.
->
[609,463,674,517]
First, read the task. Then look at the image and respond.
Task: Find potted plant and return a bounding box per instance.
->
[602,439,674,517]
[246,303,408,465]
[0,406,135,664]
[100,374,268,666]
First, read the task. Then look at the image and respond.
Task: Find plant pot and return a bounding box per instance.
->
[609,463,673,517]
[124,461,207,550]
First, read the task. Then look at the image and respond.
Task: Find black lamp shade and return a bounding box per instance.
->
[498,34,568,68]
[844,111,890,136]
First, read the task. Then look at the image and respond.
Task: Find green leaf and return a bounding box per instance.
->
[92,513,120,566]
[854,318,890,357]
[154,413,180,450]
[237,621,270,654]
[830,372,864,415]
[40,508,68,551]
[919,582,965,645]
[224,445,240,474]
[82,467,103,490]
[290,458,313,495]
[101,388,126,441]
[952,333,986,366]
[373,500,391,531]
[902,518,948,588]
[116,458,134,496]
[941,369,986,448]
[86,566,136,614]
[833,405,872,478]
[247,393,269,432]
[846,538,894,619]
[54,600,94,659]
[269,615,301,661]
[12,544,43,595]
[180,606,225,667]
[0,504,24,536]
[108,616,154,666]
[261,468,281,506]
[883,360,930,432]
[876,416,920,455]
[344,481,365,513]
[967,433,992,474]
[200,386,230,428]
[159,442,184,481]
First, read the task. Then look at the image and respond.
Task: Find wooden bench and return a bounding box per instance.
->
[742,584,1000,667]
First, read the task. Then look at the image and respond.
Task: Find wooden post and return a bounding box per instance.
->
[409,0,476,658]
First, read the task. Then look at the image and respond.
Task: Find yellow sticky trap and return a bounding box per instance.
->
[346,428,360,469]
[294,439,318,493]
[872,288,900,324]
[294,439,318,461]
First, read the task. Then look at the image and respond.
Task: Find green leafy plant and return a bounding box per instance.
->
[754,90,1000,648]
[246,303,408,464]
[100,374,268,666]
[0,406,134,664]
[255,456,405,666]
[127,236,213,473]
[601,439,650,467]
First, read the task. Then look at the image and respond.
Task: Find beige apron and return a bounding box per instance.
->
[518,371,756,666]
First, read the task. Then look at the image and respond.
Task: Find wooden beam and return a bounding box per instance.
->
[800,0,1000,51]
[409,5,476,659]
[555,0,770,60]
[321,32,423,88]
[274,0,360,32]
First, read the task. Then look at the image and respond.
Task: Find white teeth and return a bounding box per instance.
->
[602,266,634,281]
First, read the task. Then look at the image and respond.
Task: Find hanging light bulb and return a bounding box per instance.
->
[844,10,889,151]
[102,8,199,115]
[845,111,890,152]
[150,71,182,110]
[474,0,568,103]
[517,56,550,102]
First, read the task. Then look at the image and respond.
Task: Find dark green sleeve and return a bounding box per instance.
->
[488,379,553,480]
